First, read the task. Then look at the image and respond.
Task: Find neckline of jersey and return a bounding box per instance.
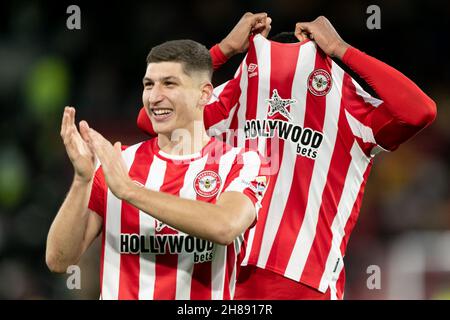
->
[253,33,312,47]
[151,137,217,162]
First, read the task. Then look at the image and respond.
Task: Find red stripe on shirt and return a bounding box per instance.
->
[152,161,189,299]
[118,143,152,299]
[190,151,220,299]
[244,38,259,150]
[245,40,301,265]
[300,91,354,288]
[266,49,329,272]
[223,239,237,300]
[340,162,373,256]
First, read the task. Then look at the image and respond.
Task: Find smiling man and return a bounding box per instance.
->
[46,39,269,300]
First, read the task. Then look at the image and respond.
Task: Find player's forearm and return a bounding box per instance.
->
[341,46,437,128]
[46,177,92,273]
[123,184,240,245]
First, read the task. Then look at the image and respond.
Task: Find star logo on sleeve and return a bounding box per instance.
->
[266,89,297,121]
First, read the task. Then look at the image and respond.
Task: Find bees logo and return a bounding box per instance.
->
[193,170,221,198]
[308,69,332,96]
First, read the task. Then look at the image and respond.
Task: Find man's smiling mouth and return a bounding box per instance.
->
[150,107,174,121]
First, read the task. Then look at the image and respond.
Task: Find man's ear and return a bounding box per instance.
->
[199,82,213,107]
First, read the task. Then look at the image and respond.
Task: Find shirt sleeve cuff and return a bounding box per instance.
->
[342,46,361,65]
[210,44,229,70]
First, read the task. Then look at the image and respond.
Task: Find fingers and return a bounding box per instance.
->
[61,107,74,138]
[69,107,75,127]
[88,129,126,193]
[87,127,114,164]
[79,120,90,144]
[261,17,272,38]
[244,12,267,25]
[253,17,272,37]
[60,107,69,139]
[87,128,104,162]
[294,30,309,42]
[65,107,76,133]
[244,12,270,32]
[114,141,122,154]
[61,106,78,144]
[87,127,103,149]
[295,22,312,34]
[295,16,329,39]
[295,22,313,41]
[251,12,268,20]
[251,12,270,29]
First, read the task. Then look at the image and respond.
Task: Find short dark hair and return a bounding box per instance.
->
[269,32,299,43]
[146,39,213,79]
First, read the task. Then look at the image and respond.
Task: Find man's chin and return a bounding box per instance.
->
[152,122,174,136]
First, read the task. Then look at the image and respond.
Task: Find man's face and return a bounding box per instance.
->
[142,62,204,135]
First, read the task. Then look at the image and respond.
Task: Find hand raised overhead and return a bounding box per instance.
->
[219,12,272,58]
[295,16,350,59]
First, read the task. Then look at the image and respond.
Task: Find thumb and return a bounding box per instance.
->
[87,127,103,149]
[295,22,311,41]
[79,120,90,143]
[251,12,268,25]
[114,141,122,153]
[260,17,272,38]
[296,22,312,32]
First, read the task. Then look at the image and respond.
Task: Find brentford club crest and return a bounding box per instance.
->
[308,69,332,96]
[193,170,221,198]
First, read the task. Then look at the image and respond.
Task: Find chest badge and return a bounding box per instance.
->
[194,170,221,198]
[308,69,332,96]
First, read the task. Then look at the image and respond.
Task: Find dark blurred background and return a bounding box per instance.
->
[0,0,449,299]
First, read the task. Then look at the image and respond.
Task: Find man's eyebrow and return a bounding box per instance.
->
[160,76,181,82]
[143,76,180,83]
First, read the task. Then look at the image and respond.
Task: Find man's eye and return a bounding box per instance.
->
[144,83,153,89]
[165,82,176,87]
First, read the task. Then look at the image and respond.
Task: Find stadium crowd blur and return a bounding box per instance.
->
[0,0,449,299]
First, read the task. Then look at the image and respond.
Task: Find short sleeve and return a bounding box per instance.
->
[88,166,107,218]
[221,150,270,214]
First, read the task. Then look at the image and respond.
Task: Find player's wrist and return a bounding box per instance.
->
[120,179,143,203]
[333,41,351,60]
[73,173,93,185]
[218,40,238,59]
[210,43,230,71]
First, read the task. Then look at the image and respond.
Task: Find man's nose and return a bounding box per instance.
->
[148,85,164,106]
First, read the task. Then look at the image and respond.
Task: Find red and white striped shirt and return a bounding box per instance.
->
[88,137,269,300]
[136,34,435,299]
[203,34,389,299]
